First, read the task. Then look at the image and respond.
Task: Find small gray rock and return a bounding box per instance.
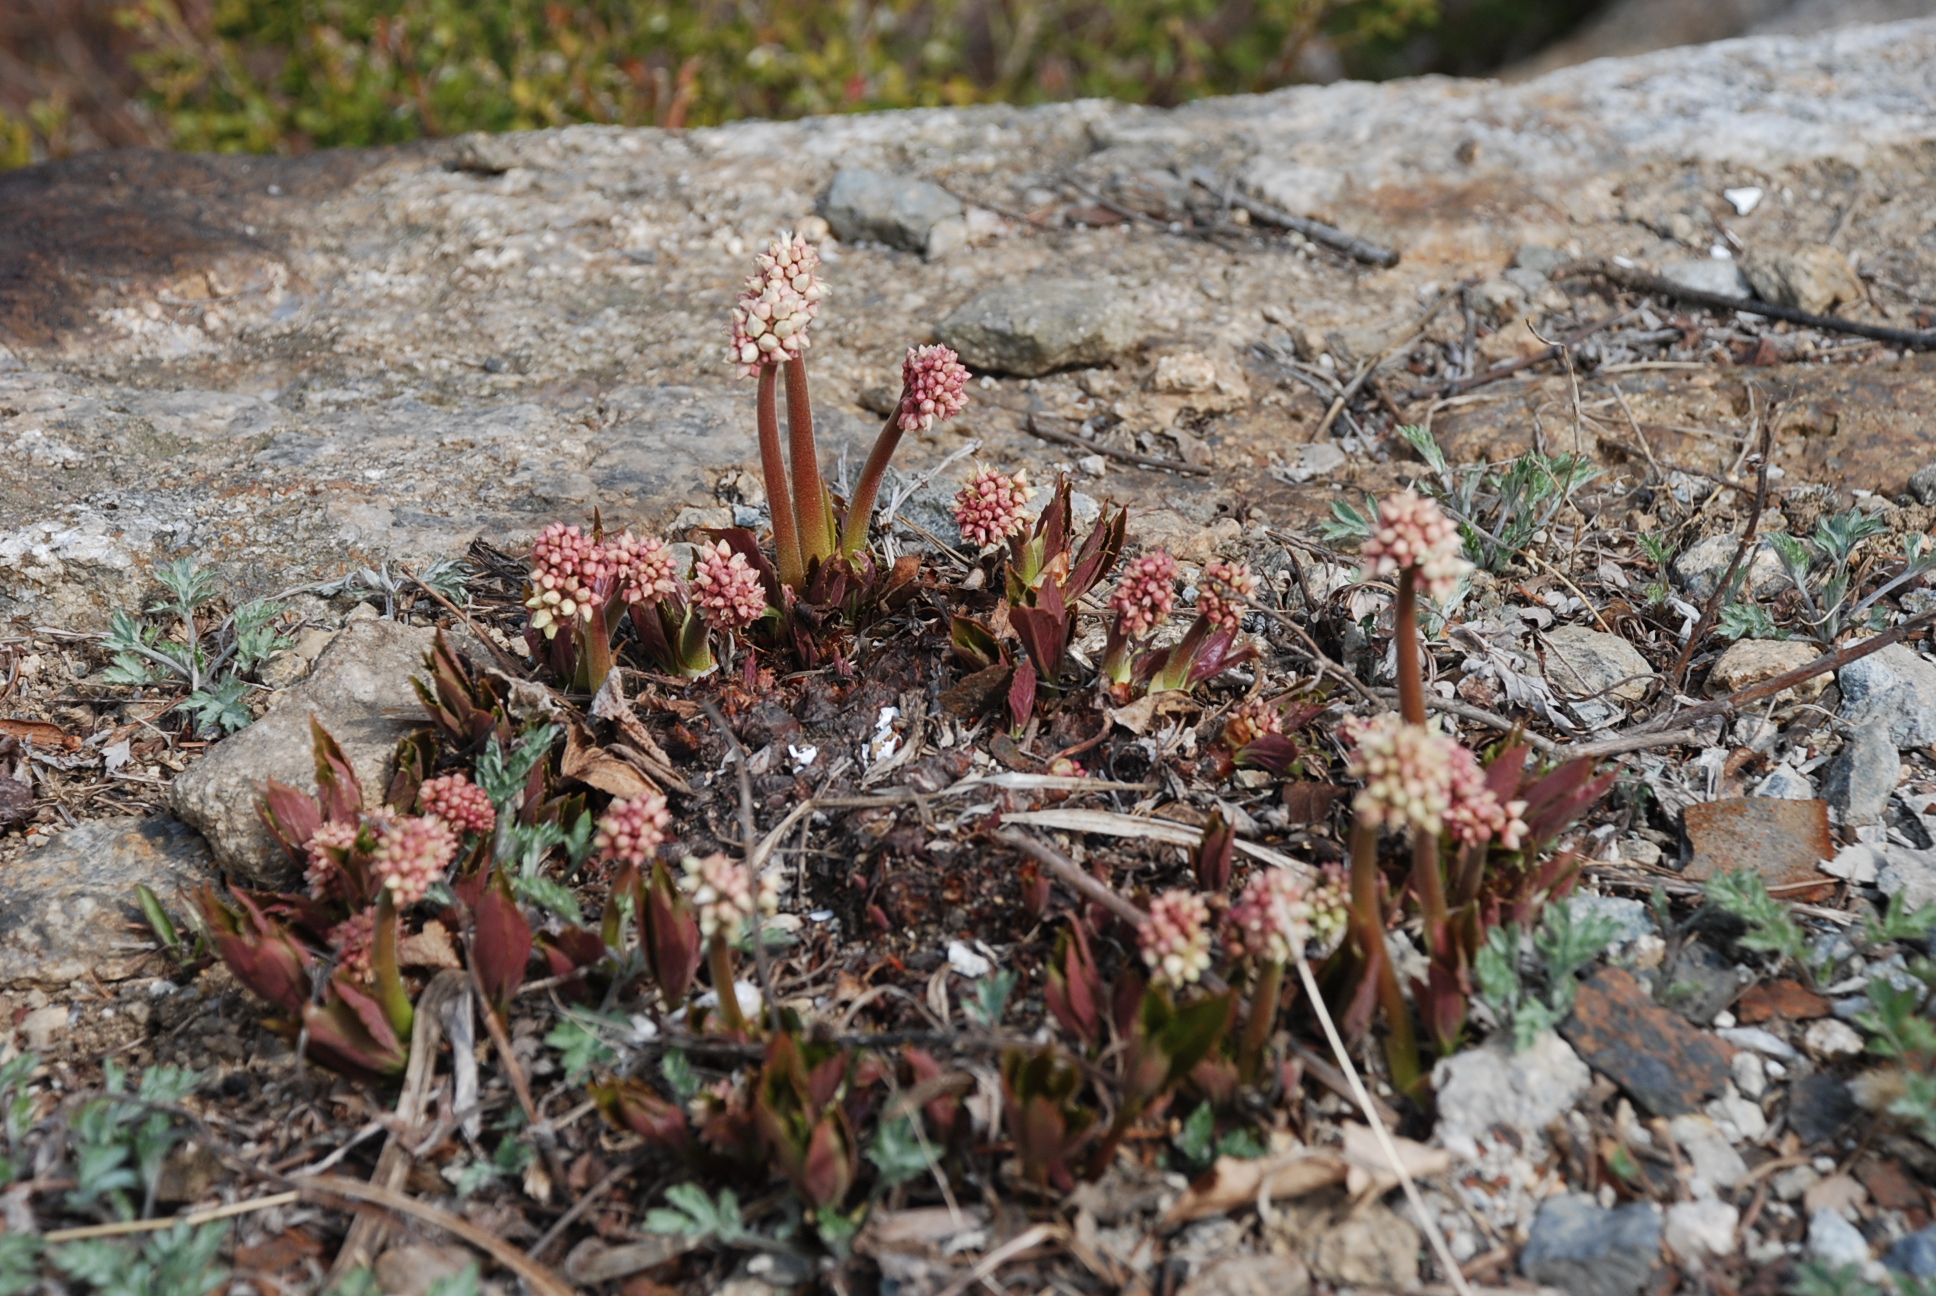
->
[170,619,445,887]
[1179,1254,1310,1296]
[1568,895,1654,946]
[1887,1224,1936,1278]
[1433,1030,1592,1152]
[0,817,214,988]
[1542,625,1654,703]
[821,168,963,256]
[1840,642,1936,748]
[1752,765,1816,800]
[1879,845,1936,913]
[1673,534,1791,600]
[1661,259,1753,299]
[1742,245,1864,315]
[1520,1195,1661,1296]
[1909,464,1936,507]
[1512,245,1571,277]
[936,280,1140,377]
[1809,1209,1872,1271]
[1822,721,1898,825]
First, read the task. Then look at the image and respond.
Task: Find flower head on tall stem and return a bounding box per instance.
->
[1139,890,1213,989]
[371,814,458,907]
[1195,560,1260,633]
[1109,551,1178,638]
[608,532,679,606]
[1362,489,1470,602]
[952,468,1033,548]
[691,540,766,632]
[680,852,779,943]
[1341,712,1456,838]
[896,345,971,433]
[418,773,496,837]
[1445,744,1530,850]
[525,522,612,637]
[729,232,825,376]
[596,792,671,868]
[1225,866,1349,965]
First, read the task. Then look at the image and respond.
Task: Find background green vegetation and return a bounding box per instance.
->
[0,0,1606,167]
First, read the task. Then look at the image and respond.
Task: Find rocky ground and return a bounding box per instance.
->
[0,16,1934,1296]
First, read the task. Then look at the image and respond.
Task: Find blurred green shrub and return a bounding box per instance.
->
[101,0,1437,154]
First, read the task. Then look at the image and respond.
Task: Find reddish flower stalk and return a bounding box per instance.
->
[841,345,971,556]
[756,365,804,589]
[785,358,837,569]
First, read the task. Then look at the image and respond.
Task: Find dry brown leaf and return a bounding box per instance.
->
[1339,1122,1454,1199]
[1162,1147,1348,1226]
[400,920,462,970]
[0,718,80,751]
[1803,1172,1868,1217]
[1107,691,1200,737]
[561,716,659,800]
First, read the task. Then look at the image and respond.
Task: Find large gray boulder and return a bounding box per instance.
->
[170,618,440,887]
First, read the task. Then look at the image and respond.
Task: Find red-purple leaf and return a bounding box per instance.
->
[473,874,533,1007]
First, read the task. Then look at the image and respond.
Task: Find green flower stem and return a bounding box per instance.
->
[757,365,804,590]
[1350,817,1422,1097]
[784,357,837,567]
[839,406,905,557]
[707,933,747,1035]
[372,888,414,1042]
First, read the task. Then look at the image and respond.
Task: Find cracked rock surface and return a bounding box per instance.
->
[2,21,1935,626]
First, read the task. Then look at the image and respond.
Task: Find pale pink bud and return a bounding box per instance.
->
[1109,551,1178,638]
[1444,744,1530,851]
[1225,865,1349,964]
[328,907,382,982]
[371,815,458,907]
[304,820,362,901]
[952,468,1033,548]
[897,345,970,433]
[1341,712,1456,838]
[595,792,671,868]
[418,773,496,837]
[690,540,766,631]
[608,531,679,606]
[729,233,825,377]
[1361,489,1471,603]
[1139,890,1213,988]
[680,852,779,943]
[1196,560,1260,633]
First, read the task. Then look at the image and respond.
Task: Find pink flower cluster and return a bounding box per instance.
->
[595,791,671,867]
[305,820,362,901]
[896,345,970,433]
[328,907,380,982]
[608,532,679,606]
[1224,697,1284,750]
[1341,712,1454,837]
[691,540,767,631]
[1139,889,1213,988]
[1445,745,1530,851]
[729,233,825,376]
[1195,560,1261,633]
[419,773,495,837]
[680,852,778,942]
[1109,551,1178,638]
[526,522,612,636]
[1362,489,1471,602]
[1225,866,1349,964]
[371,814,458,906]
[952,468,1033,548]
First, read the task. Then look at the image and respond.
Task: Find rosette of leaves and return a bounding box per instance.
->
[99,558,288,737]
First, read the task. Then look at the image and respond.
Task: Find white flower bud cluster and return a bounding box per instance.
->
[729,233,826,376]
